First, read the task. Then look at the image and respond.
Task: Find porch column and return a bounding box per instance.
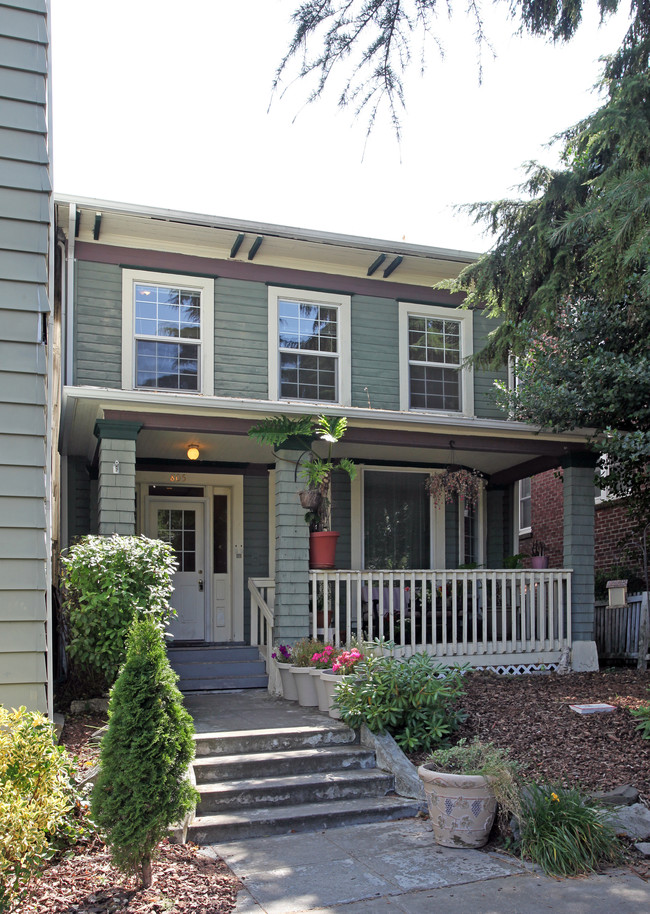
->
[274,448,310,642]
[562,453,598,670]
[94,420,142,536]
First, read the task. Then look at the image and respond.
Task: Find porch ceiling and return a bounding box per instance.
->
[61,393,590,484]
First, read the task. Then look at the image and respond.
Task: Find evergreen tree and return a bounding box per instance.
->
[91,618,198,887]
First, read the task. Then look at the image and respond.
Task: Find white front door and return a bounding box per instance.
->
[149,500,206,641]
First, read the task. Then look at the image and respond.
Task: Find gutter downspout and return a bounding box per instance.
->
[65,202,76,386]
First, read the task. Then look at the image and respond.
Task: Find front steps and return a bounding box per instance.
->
[168,643,268,691]
[188,722,420,843]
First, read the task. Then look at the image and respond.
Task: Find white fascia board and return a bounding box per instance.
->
[61,385,595,445]
[54,194,480,264]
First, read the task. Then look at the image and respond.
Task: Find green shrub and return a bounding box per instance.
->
[631,690,650,739]
[334,653,467,751]
[61,534,177,689]
[91,617,198,887]
[519,784,623,876]
[0,707,80,912]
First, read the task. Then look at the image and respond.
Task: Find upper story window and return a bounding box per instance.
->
[268,287,351,405]
[121,270,214,394]
[519,477,532,534]
[398,303,474,416]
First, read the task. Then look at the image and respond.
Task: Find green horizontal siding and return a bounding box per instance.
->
[74,260,122,387]
[243,475,270,643]
[0,0,49,713]
[473,311,508,419]
[67,457,91,542]
[351,294,400,411]
[214,278,268,399]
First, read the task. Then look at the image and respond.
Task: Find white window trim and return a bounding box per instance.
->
[398,302,474,417]
[268,286,351,406]
[121,269,214,395]
[458,489,486,566]
[518,478,532,535]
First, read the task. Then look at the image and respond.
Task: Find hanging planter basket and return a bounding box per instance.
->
[426,467,483,507]
[299,488,322,510]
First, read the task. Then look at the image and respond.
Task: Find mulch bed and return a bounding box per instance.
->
[20,713,241,914]
[20,667,650,910]
[410,667,650,805]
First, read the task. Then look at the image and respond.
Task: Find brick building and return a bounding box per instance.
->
[520,468,644,590]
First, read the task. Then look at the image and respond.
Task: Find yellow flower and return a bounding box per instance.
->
[551,792,559,802]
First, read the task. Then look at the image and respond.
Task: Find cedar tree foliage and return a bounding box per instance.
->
[276,0,649,133]
[91,618,198,887]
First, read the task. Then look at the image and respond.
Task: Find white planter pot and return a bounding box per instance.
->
[292,666,319,707]
[417,765,497,849]
[319,669,342,719]
[278,664,298,701]
[310,668,330,713]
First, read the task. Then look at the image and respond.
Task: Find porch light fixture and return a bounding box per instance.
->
[187,444,200,461]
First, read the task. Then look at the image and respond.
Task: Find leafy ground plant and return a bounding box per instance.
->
[0,707,82,912]
[91,617,198,887]
[334,653,466,751]
[61,534,177,691]
[519,784,623,877]
[631,685,650,739]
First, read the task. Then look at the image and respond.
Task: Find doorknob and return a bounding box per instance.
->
[198,580,204,592]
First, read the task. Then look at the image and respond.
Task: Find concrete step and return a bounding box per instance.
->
[193,745,377,783]
[193,724,358,757]
[189,795,421,843]
[197,768,395,814]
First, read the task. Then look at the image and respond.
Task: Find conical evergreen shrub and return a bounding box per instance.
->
[91,617,198,886]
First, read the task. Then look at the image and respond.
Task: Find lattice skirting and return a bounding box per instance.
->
[471,662,558,675]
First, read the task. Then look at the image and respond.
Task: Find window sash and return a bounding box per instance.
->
[277,298,340,401]
[134,282,202,391]
[407,315,462,412]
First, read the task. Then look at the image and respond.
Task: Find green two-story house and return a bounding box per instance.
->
[55,195,599,682]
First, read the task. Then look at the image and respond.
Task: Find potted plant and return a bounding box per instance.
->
[530,540,548,569]
[248,414,356,569]
[418,739,519,849]
[319,645,365,718]
[289,637,326,707]
[271,643,297,701]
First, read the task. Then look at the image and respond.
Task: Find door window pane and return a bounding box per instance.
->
[157,508,197,572]
[213,495,228,574]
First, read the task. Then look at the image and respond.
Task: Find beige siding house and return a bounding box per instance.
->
[0,0,52,712]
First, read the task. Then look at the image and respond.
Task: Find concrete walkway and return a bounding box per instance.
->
[185,691,650,913]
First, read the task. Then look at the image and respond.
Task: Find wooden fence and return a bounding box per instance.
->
[595,593,650,662]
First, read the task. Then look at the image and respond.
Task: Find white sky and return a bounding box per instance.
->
[50,0,631,253]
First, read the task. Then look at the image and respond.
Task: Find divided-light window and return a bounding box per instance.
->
[134,283,201,391]
[408,315,462,411]
[278,297,339,401]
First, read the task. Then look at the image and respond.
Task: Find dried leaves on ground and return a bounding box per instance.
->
[21,837,239,914]
[20,712,241,914]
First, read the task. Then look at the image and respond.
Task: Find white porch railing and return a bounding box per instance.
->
[248,577,275,671]
[310,569,572,666]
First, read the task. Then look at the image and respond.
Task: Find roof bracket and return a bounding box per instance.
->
[74,209,81,238]
[93,212,102,241]
[230,233,245,258]
[383,255,403,278]
[367,253,387,276]
[248,236,263,261]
